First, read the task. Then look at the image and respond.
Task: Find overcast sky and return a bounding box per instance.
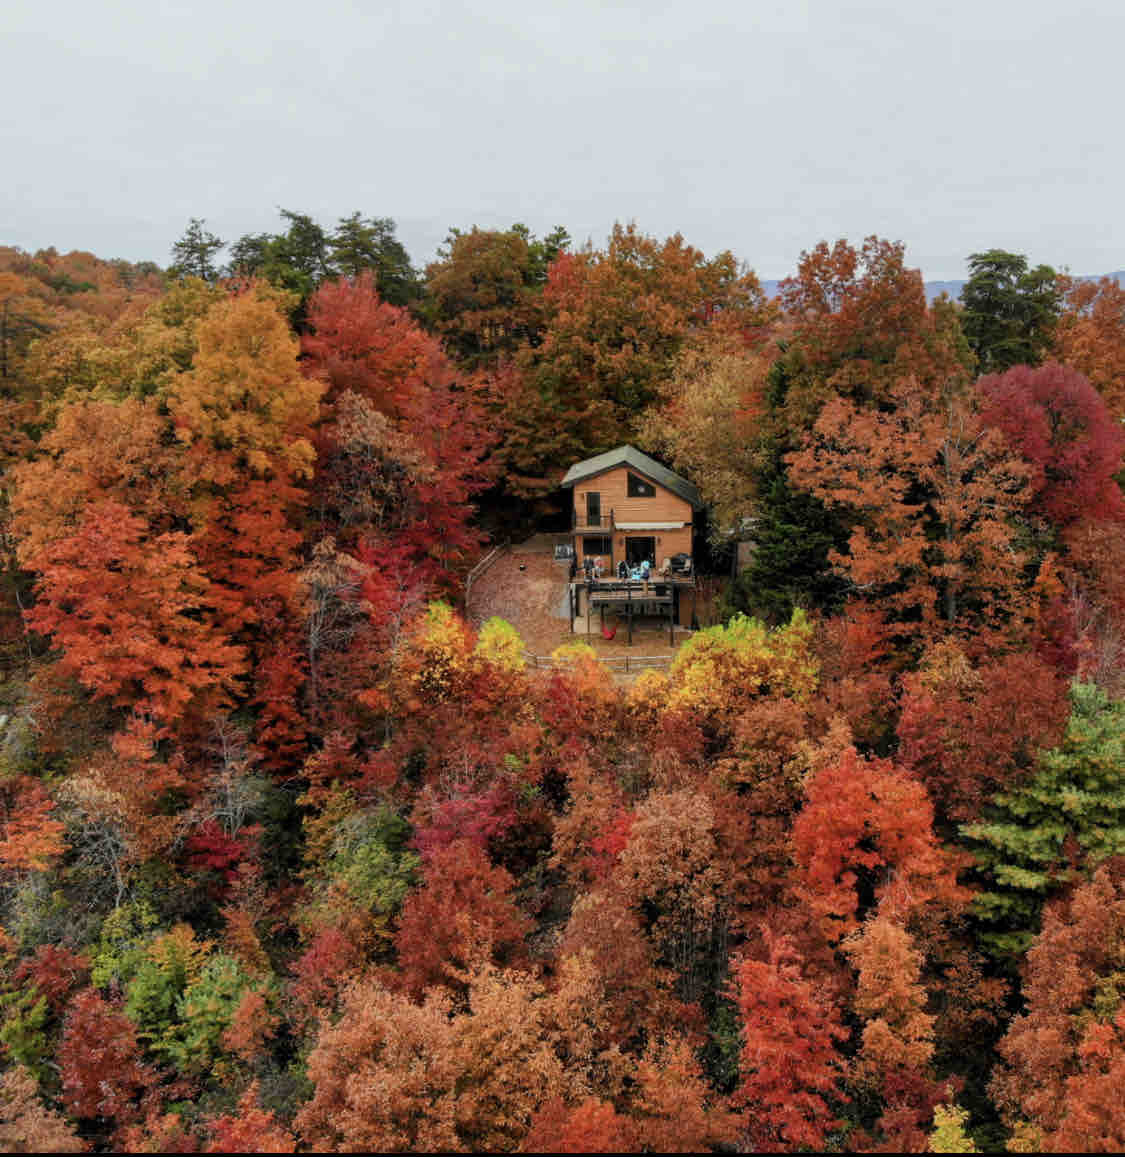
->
[4,0,1122,279]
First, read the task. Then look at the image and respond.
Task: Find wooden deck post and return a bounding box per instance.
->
[627,586,633,646]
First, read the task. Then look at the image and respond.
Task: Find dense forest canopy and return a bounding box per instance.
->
[0,215,1123,1152]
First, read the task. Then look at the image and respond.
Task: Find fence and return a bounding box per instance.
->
[463,541,509,612]
[521,651,674,674]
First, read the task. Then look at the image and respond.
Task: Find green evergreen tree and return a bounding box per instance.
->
[961,681,1125,958]
[162,954,257,1074]
[225,210,420,312]
[169,218,225,283]
[726,352,848,624]
[727,458,847,624]
[328,212,419,306]
[960,249,1060,374]
[225,232,272,278]
[0,990,51,1080]
[261,209,330,300]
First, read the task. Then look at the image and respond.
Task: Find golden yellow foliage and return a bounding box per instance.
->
[167,289,322,480]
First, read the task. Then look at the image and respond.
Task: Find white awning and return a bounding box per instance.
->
[615,522,687,531]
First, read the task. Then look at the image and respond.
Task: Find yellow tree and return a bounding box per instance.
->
[166,287,322,484]
[164,286,324,762]
[0,272,53,385]
[23,278,221,405]
[638,329,773,539]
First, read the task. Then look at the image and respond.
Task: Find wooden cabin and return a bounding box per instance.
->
[560,447,703,642]
[560,445,702,575]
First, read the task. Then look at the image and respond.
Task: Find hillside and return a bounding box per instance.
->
[0,225,1123,1153]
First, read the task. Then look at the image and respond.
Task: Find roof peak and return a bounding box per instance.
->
[559,445,703,510]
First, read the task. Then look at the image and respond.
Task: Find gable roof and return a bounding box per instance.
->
[560,445,703,510]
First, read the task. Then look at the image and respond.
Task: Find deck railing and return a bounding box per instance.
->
[521,650,674,673]
[572,508,614,531]
[578,574,695,590]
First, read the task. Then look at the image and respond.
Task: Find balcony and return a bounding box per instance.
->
[573,507,615,531]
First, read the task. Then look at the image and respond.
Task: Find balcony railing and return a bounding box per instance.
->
[573,508,615,531]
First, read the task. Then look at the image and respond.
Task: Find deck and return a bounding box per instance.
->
[569,575,697,645]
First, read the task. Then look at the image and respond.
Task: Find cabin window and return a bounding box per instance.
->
[627,472,656,498]
[585,492,602,525]
[626,537,656,567]
[583,535,612,557]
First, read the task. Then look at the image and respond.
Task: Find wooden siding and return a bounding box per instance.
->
[575,525,692,570]
[573,466,694,528]
[571,465,695,579]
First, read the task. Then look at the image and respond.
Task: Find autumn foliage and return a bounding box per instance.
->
[977,361,1125,528]
[992,865,1125,1149]
[732,930,848,1150]
[793,746,969,939]
[0,227,1122,1153]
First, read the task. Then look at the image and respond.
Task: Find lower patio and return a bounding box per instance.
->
[466,535,692,663]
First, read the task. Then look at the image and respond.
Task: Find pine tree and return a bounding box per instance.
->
[960,250,1060,373]
[170,218,225,283]
[961,682,1125,957]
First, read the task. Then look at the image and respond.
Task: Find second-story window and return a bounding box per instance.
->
[585,492,601,525]
[627,472,655,497]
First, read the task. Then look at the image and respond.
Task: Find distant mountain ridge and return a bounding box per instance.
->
[759,272,1125,304]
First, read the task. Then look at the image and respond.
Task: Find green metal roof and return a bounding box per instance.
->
[559,445,703,510]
